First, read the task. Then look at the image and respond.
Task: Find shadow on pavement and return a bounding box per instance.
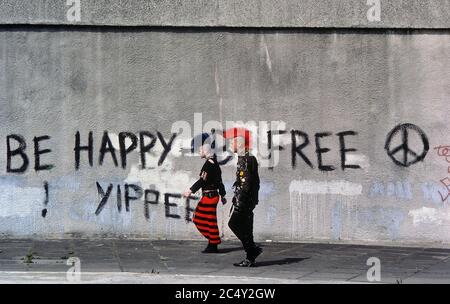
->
[219,247,244,253]
[254,257,310,267]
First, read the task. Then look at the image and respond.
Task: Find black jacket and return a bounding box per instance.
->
[190,155,226,196]
[233,152,260,204]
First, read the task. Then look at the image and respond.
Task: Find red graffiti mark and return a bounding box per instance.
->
[434,145,450,173]
[434,145,450,158]
[438,177,450,202]
[435,145,450,200]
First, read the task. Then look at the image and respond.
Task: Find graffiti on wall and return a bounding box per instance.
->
[94,182,198,223]
[1,121,434,222]
[384,123,430,168]
[434,145,450,203]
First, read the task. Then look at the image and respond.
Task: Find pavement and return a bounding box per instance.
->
[0,238,449,284]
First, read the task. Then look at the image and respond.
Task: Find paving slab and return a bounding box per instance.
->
[0,239,448,284]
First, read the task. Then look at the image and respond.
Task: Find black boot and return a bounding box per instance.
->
[233,245,263,267]
[233,258,256,267]
[248,245,263,262]
[202,243,219,253]
[233,246,263,267]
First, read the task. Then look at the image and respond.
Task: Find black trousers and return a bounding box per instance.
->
[228,201,258,259]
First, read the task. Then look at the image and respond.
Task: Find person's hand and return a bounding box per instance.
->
[183,189,192,198]
[221,197,227,205]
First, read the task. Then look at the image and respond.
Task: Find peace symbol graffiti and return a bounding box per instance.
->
[384,123,429,167]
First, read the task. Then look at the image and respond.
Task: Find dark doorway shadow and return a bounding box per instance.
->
[254,257,310,267]
[219,247,244,253]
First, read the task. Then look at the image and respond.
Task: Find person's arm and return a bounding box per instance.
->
[218,181,226,197]
[217,166,227,203]
[189,177,204,194]
[188,162,210,194]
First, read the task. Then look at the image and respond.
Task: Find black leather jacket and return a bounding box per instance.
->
[233,152,260,206]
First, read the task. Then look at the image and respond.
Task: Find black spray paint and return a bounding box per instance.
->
[41,181,49,218]
[94,183,198,222]
[7,134,54,173]
[184,195,198,223]
[337,131,361,170]
[385,123,430,167]
[144,189,159,219]
[99,131,118,167]
[291,130,314,169]
[95,182,113,216]
[315,132,335,172]
[74,131,178,170]
[124,184,143,212]
[74,131,93,170]
[139,132,157,169]
[6,134,29,173]
[290,129,362,171]
[164,193,181,219]
[267,130,286,170]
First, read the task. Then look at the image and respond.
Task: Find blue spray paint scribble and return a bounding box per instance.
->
[357,207,405,240]
[422,182,445,205]
[47,176,82,192]
[331,201,342,240]
[0,175,27,187]
[369,180,412,201]
[266,205,277,225]
[0,175,82,192]
[259,182,275,201]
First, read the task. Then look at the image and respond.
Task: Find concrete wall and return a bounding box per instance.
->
[1,0,450,28]
[0,1,449,247]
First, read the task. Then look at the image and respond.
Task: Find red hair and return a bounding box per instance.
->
[222,127,252,149]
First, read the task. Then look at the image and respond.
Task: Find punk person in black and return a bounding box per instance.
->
[183,133,226,253]
[223,128,262,267]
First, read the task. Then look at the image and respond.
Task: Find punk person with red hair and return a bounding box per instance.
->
[223,127,262,267]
